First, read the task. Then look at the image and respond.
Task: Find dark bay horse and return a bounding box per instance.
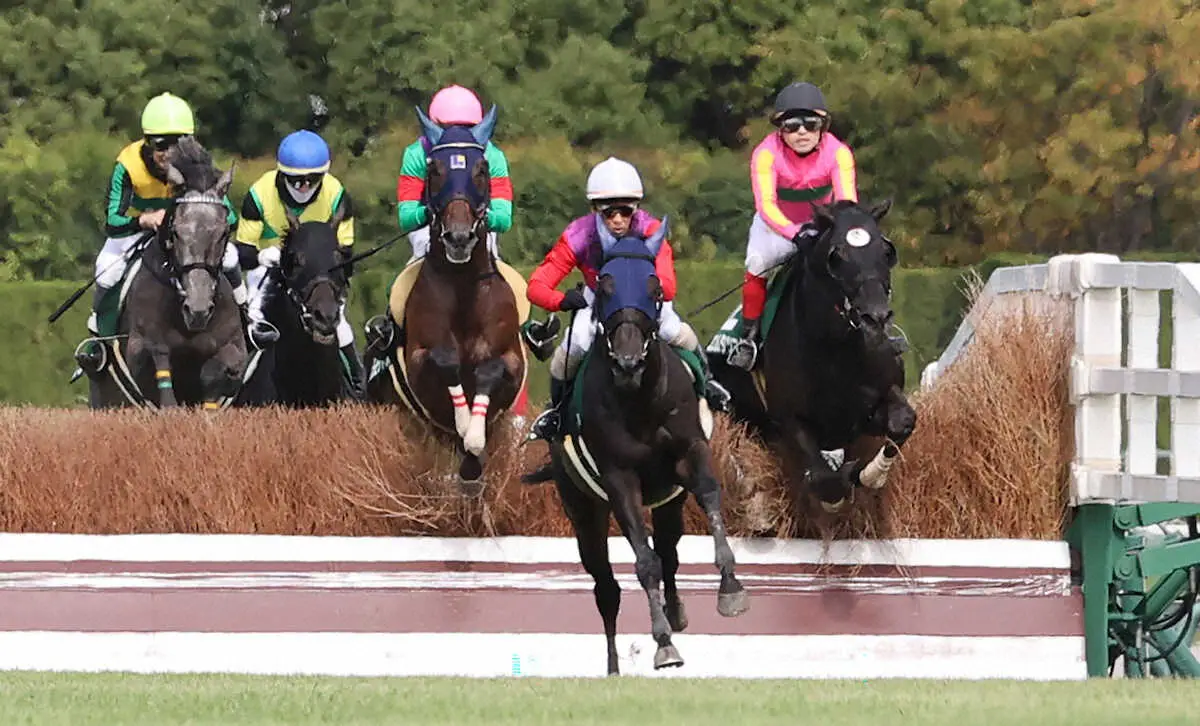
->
[86,137,248,409]
[365,106,526,486]
[240,206,359,407]
[524,220,749,675]
[708,199,917,511]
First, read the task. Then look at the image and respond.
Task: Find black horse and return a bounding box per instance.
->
[524,219,749,675]
[241,207,360,407]
[708,199,917,511]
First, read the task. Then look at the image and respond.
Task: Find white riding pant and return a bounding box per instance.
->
[744,213,801,278]
[548,286,688,379]
[246,265,354,348]
[407,226,500,264]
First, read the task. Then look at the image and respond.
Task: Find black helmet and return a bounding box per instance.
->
[771,82,827,124]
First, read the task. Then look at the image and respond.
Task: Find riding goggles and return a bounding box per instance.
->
[597,202,638,219]
[779,114,824,134]
[284,172,325,189]
[145,135,182,152]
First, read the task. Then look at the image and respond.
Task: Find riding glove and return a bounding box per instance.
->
[559,288,588,312]
[258,246,282,268]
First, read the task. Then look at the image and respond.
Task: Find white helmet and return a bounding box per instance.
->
[586,157,644,201]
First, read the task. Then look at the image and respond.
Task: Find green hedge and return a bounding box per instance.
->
[20,251,1200,408]
[3,261,974,408]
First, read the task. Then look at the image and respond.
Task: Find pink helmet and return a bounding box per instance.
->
[428,85,484,126]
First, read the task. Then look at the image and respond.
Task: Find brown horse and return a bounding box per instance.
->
[364,107,528,487]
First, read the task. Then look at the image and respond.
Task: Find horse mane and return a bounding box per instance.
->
[167,136,222,193]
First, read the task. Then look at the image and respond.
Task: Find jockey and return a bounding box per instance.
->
[234,129,366,395]
[77,92,243,374]
[726,81,859,371]
[525,157,732,442]
[396,84,514,263]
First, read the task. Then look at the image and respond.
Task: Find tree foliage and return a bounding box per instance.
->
[1,0,1198,281]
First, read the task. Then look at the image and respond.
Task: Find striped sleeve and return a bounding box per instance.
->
[485,143,513,234]
[396,142,429,233]
[750,147,800,239]
[832,145,859,202]
[104,163,139,237]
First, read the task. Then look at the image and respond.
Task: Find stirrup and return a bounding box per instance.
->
[73,337,108,376]
[726,339,758,371]
[527,407,562,442]
[249,320,280,349]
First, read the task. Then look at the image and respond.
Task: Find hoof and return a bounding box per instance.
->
[717,589,749,618]
[458,456,484,495]
[667,598,689,632]
[653,644,684,670]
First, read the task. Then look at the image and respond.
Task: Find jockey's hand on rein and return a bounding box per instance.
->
[559,288,588,312]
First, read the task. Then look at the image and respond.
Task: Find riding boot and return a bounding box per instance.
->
[727,317,760,371]
[528,377,568,442]
[340,341,367,399]
[690,343,731,412]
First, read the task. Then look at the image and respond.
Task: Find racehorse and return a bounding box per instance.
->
[523,219,750,675]
[363,105,528,487]
[707,199,917,511]
[240,207,360,407]
[84,137,248,409]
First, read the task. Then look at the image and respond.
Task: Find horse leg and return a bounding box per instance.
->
[148,346,178,408]
[681,439,748,617]
[651,494,689,632]
[560,481,622,675]
[462,357,506,458]
[857,384,917,490]
[606,468,681,670]
[780,420,849,512]
[199,341,248,409]
[428,345,471,440]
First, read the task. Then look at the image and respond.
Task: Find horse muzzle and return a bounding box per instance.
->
[611,355,646,389]
[181,304,214,332]
[300,310,338,346]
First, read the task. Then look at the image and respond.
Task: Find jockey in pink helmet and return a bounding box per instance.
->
[395,84,514,263]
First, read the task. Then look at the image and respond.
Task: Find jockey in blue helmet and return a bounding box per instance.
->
[234,129,364,394]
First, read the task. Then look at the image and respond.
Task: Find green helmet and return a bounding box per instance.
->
[141,92,195,135]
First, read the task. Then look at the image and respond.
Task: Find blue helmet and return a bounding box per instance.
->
[277,130,331,176]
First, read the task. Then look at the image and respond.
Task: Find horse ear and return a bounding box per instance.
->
[165,164,185,187]
[471,105,498,146]
[868,198,892,221]
[595,214,618,254]
[810,202,834,226]
[415,105,443,146]
[213,163,235,198]
[284,206,301,233]
[645,215,668,256]
[598,273,616,299]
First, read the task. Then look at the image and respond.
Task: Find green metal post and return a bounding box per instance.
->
[1073,503,1119,677]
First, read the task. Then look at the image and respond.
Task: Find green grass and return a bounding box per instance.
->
[0,672,1196,725]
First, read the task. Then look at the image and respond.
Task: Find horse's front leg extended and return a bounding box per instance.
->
[780,419,848,512]
[462,358,506,457]
[428,345,469,439]
[858,384,917,490]
[605,466,682,670]
[679,438,748,617]
[149,346,177,408]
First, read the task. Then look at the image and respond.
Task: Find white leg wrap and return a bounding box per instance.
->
[448,384,470,438]
[464,394,490,456]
